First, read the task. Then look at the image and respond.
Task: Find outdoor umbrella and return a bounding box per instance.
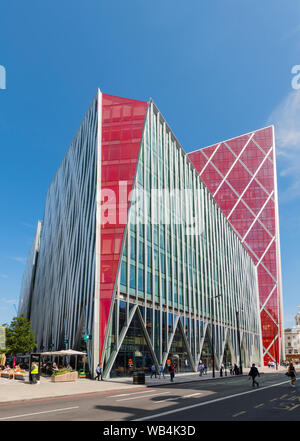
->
[56,349,87,371]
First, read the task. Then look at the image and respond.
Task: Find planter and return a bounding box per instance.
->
[0,371,28,380]
[15,374,27,381]
[51,371,78,382]
[1,373,12,379]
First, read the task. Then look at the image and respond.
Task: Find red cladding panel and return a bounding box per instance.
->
[188,127,282,365]
[99,94,147,362]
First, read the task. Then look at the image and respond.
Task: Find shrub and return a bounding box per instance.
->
[52,369,75,376]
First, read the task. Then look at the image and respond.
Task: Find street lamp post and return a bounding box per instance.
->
[210,294,221,378]
[236,309,243,375]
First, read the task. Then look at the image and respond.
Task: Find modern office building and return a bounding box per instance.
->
[188,128,284,366]
[19,90,264,377]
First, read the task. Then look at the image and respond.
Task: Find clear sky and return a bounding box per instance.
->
[0,1,299,328]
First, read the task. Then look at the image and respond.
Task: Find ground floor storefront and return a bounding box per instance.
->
[101,300,262,378]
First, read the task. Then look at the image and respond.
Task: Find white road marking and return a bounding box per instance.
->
[154,392,203,404]
[133,380,290,421]
[116,392,171,402]
[232,411,246,418]
[0,406,79,420]
[183,392,203,398]
[289,404,300,412]
[111,390,154,398]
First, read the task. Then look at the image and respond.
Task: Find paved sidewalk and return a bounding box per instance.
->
[0,365,288,404]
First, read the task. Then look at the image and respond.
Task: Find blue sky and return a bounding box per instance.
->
[0,0,300,327]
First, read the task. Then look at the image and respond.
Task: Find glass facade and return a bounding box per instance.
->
[103,101,262,377]
[23,95,99,373]
[18,221,42,319]
[19,91,264,378]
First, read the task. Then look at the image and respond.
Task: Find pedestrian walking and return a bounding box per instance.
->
[233,364,239,375]
[287,362,296,387]
[159,363,165,378]
[151,363,157,378]
[220,363,224,377]
[198,361,203,376]
[169,363,175,382]
[203,363,207,375]
[229,364,233,375]
[248,363,260,387]
[95,363,103,381]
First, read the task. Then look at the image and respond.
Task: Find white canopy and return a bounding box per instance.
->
[57,349,87,356]
[39,350,86,356]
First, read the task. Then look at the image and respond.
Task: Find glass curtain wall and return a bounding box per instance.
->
[105,101,261,377]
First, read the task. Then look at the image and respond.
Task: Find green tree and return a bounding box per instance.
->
[5,315,36,356]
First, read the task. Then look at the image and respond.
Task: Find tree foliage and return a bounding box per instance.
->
[5,315,36,355]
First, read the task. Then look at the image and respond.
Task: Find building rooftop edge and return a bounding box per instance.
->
[188,125,275,155]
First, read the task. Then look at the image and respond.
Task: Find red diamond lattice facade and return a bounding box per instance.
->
[188,126,284,365]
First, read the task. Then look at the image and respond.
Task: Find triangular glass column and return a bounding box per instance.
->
[168,313,176,342]
[214,324,226,363]
[109,308,157,377]
[252,335,261,366]
[145,307,153,342]
[200,324,213,369]
[103,300,117,370]
[240,333,250,368]
[166,318,194,372]
[222,331,235,367]
[228,327,239,363]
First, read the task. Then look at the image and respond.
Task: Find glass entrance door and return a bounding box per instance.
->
[167,325,193,373]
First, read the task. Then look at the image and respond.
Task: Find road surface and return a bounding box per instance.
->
[0,371,299,422]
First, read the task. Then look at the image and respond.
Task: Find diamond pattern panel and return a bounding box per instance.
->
[239,139,267,174]
[242,180,270,216]
[229,200,256,239]
[188,144,218,173]
[210,143,236,176]
[244,219,273,260]
[200,161,224,195]
[255,154,274,194]
[214,181,240,217]
[252,126,273,153]
[225,135,250,156]
[257,199,276,236]
[225,162,253,196]
[188,126,283,365]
